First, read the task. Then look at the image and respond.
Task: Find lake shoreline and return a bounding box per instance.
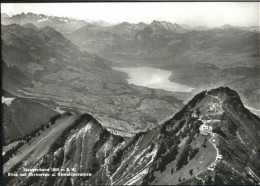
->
[113,67,193,93]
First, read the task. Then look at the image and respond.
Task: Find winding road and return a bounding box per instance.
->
[195,91,225,184]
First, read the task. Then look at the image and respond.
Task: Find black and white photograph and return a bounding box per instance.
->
[1,2,260,185]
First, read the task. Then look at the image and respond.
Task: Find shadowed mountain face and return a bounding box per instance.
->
[1,24,108,85]
[1,24,106,73]
[2,90,59,144]
[4,87,260,185]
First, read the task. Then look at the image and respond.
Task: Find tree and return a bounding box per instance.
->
[196,108,200,116]
[189,148,199,160]
[176,145,190,170]
[202,137,207,148]
[157,144,178,172]
[179,131,184,139]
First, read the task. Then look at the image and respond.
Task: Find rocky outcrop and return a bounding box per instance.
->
[4,87,260,185]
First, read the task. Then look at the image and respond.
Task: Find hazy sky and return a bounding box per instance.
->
[2,2,259,27]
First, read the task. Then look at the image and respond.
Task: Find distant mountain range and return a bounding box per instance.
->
[1,12,111,34]
[68,19,259,59]
[219,24,260,32]
[2,13,259,34]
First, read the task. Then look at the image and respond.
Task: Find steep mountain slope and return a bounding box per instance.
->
[1,23,111,94]
[68,20,188,58]
[144,87,260,185]
[1,13,10,19]
[106,21,148,35]
[4,87,260,185]
[149,20,187,35]
[69,20,258,62]
[2,90,59,144]
[2,60,32,91]
[1,24,104,74]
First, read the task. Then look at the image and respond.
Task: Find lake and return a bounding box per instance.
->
[113,67,193,92]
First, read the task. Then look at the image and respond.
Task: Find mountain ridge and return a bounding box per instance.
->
[1,12,90,34]
[4,87,260,185]
[2,12,259,34]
